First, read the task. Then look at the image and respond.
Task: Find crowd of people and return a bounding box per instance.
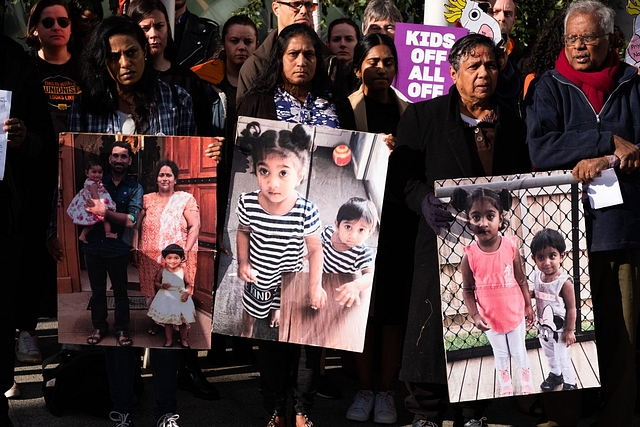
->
[3,0,640,427]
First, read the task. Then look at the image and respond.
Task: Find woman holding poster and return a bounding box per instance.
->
[387,34,530,427]
[345,33,412,425]
[237,23,355,427]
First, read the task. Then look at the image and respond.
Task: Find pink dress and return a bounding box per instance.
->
[464,236,525,333]
[138,191,199,302]
[66,179,116,225]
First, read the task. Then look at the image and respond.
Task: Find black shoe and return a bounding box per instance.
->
[563,383,578,391]
[177,368,220,400]
[540,372,564,391]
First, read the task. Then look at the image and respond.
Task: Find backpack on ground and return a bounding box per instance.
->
[42,348,113,418]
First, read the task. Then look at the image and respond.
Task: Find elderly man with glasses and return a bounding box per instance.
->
[237,0,327,99]
[526,1,640,426]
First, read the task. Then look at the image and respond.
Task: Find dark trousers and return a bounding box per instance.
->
[105,347,179,420]
[15,232,55,331]
[84,252,130,333]
[259,341,321,416]
[404,382,448,424]
[1,233,21,423]
[590,249,640,427]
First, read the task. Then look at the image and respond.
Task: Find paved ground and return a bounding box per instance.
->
[7,317,639,427]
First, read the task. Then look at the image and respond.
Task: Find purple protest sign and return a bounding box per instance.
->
[394,23,468,103]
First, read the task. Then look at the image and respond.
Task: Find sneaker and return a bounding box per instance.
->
[373,391,397,424]
[15,331,42,364]
[464,417,488,427]
[4,381,20,399]
[563,383,578,391]
[412,420,439,427]
[109,411,134,427]
[540,372,564,391]
[316,374,342,399]
[157,413,180,427]
[346,389,374,422]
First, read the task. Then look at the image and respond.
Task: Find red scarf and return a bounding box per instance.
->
[555,49,619,113]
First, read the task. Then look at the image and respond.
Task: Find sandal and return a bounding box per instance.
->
[266,412,285,427]
[115,331,133,347]
[87,329,104,345]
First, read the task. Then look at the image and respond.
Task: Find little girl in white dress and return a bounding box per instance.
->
[147,243,196,347]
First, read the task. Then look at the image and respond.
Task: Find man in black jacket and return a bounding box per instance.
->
[174,0,220,67]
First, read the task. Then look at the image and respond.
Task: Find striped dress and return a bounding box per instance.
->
[320,225,373,274]
[236,191,321,319]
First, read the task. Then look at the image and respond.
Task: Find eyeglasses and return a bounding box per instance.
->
[564,33,608,46]
[276,1,318,12]
[40,17,70,29]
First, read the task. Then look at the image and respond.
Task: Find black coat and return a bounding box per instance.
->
[388,85,530,384]
[176,9,220,68]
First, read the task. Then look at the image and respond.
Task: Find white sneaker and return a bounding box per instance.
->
[346,389,374,422]
[16,331,42,364]
[373,391,397,424]
[157,413,180,427]
[4,381,20,399]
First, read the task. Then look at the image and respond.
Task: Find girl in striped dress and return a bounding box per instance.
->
[236,124,325,338]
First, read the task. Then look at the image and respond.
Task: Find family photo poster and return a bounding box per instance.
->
[57,133,217,350]
[213,117,388,352]
[435,172,601,403]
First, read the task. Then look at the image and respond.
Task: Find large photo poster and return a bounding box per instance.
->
[435,172,600,402]
[57,133,217,350]
[213,117,388,352]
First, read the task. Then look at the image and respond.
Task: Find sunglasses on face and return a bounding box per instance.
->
[40,17,70,29]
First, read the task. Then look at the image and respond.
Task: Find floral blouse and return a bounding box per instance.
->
[274,86,340,128]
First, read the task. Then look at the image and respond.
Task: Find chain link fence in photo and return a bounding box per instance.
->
[435,171,594,362]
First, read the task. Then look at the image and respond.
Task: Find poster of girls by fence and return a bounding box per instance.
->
[213,117,388,352]
[435,172,600,403]
[57,133,217,349]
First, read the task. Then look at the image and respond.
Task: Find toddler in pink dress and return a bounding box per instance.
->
[452,187,535,397]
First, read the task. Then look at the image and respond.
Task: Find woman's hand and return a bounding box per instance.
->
[204,137,224,162]
[4,118,27,148]
[161,282,171,290]
[382,134,396,151]
[46,235,64,263]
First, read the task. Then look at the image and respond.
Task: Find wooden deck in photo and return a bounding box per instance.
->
[447,340,600,402]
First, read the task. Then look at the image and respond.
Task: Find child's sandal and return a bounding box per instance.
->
[115,331,133,347]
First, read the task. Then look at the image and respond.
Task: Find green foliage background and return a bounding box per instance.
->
[233,0,625,53]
